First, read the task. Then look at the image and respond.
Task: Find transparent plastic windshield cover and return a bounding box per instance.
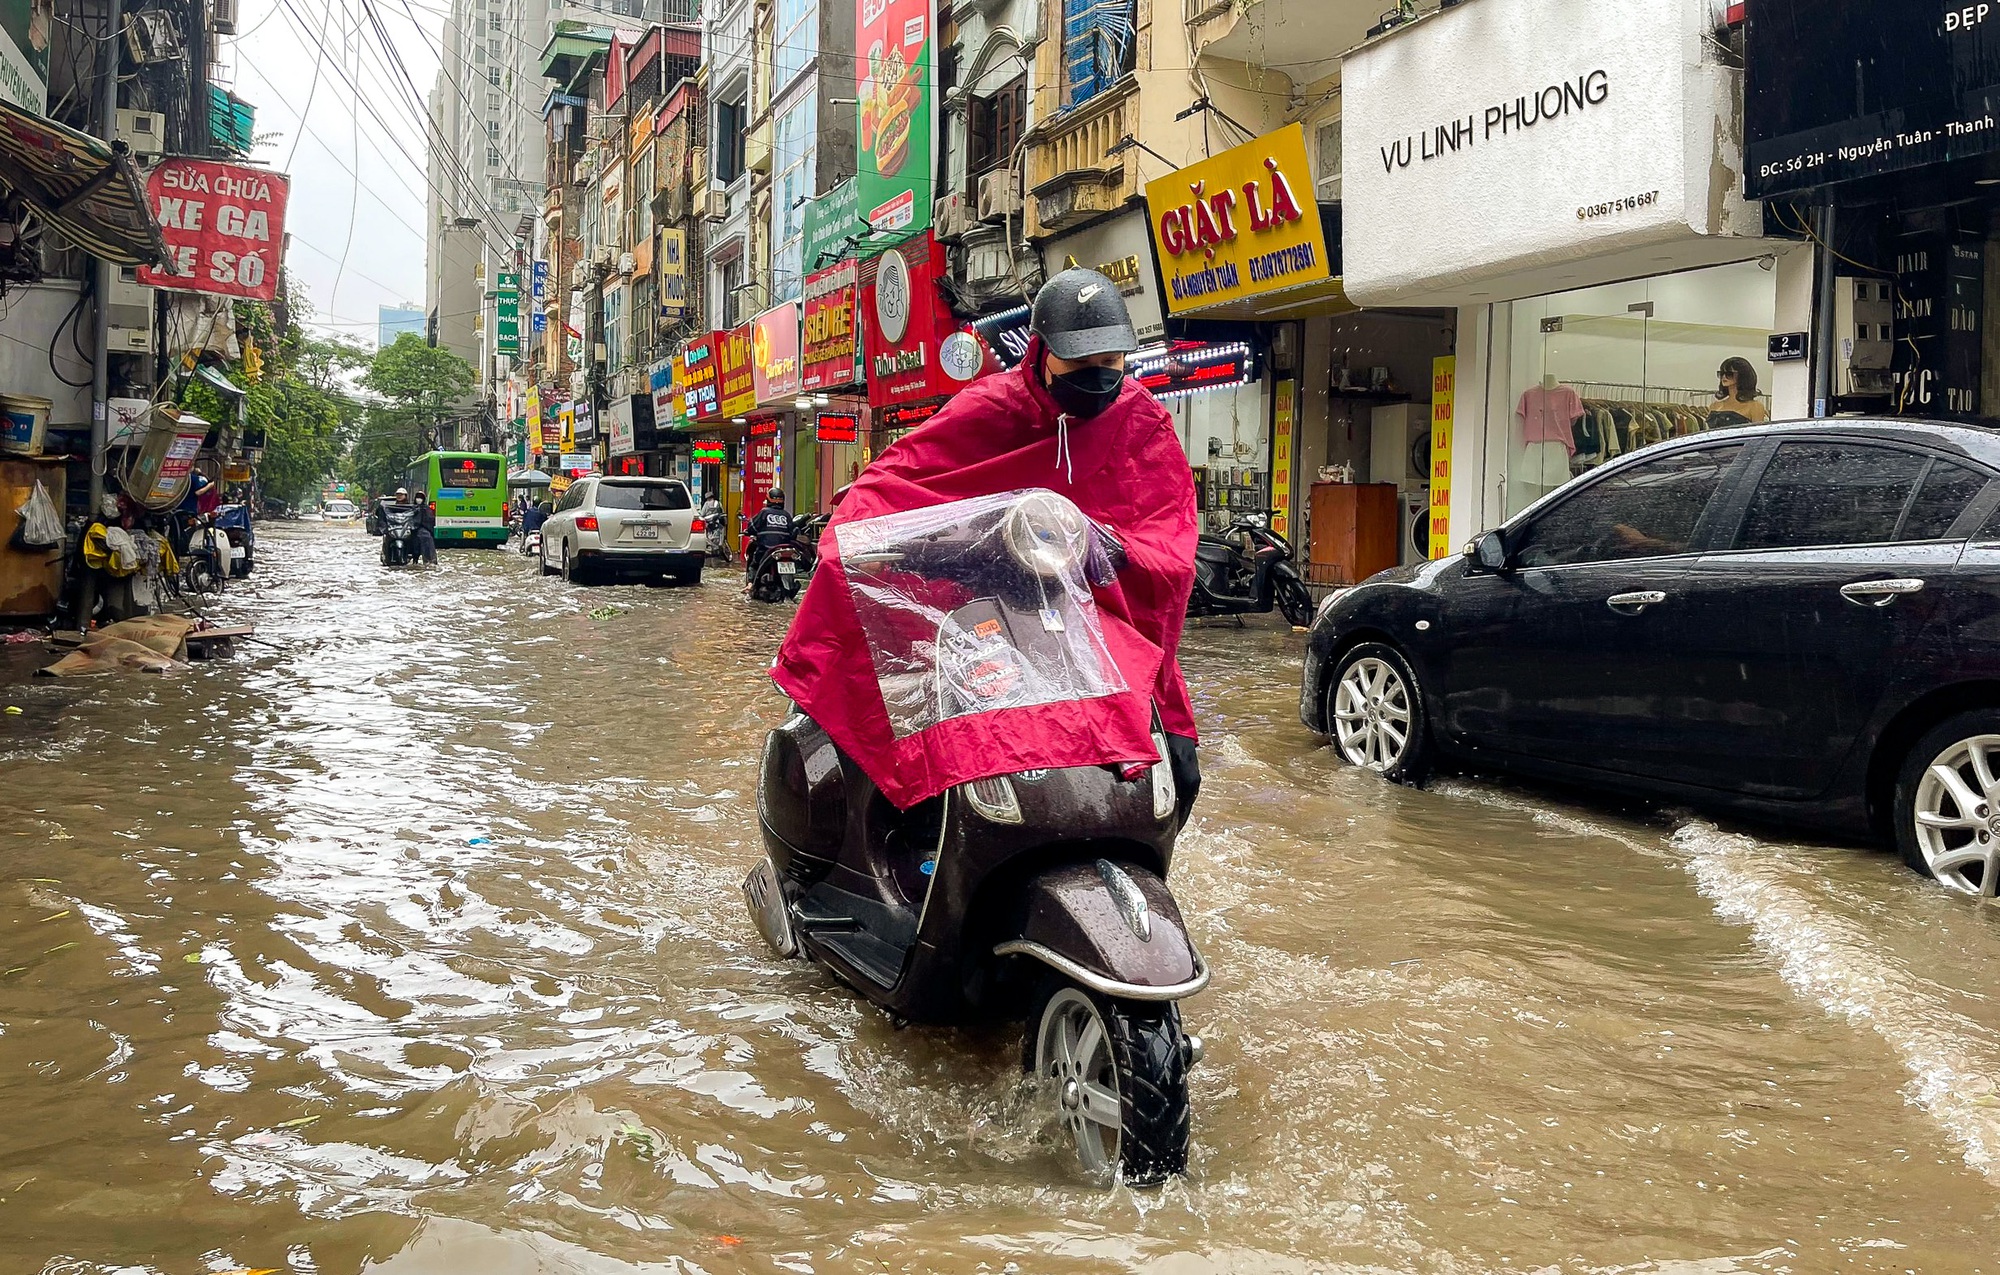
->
[837,489,1128,739]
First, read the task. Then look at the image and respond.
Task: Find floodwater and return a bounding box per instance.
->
[4,522,2000,1275]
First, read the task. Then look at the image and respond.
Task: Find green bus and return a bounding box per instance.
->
[406,451,509,547]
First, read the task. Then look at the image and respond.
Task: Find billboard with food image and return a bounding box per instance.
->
[856,0,933,236]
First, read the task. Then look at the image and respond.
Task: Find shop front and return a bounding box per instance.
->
[1340,0,1808,549]
[672,331,745,551]
[750,301,815,514]
[1745,0,2000,428]
[861,233,985,453]
[802,257,870,506]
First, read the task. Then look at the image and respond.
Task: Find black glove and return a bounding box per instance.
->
[1084,521,1127,587]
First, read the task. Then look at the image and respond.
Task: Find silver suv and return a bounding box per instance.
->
[540,476,707,585]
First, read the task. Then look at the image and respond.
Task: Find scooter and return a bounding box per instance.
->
[1187,512,1313,627]
[371,500,425,567]
[522,529,542,560]
[213,503,255,577]
[746,538,803,602]
[745,490,1208,1184]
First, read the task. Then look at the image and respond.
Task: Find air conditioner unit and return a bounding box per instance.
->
[617,251,635,276]
[977,171,1022,223]
[934,191,970,241]
[106,265,155,354]
[210,0,238,34]
[570,260,587,288]
[701,190,727,220]
[114,110,166,165]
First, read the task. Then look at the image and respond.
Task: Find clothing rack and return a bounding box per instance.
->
[1560,380,1772,408]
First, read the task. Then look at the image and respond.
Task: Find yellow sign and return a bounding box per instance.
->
[1145,123,1331,315]
[1428,355,1456,560]
[525,386,543,455]
[559,404,576,453]
[224,463,253,482]
[1271,380,1295,538]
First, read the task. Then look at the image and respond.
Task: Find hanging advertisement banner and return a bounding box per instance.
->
[752,301,802,404]
[1143,123,1330,315]
[855,0,934,235]
[136,160,292,301]
[558,402,576,453]
[717,324,757,417]
[801,178,860,273]
[1271,380,1295,539]
[525,385,543,455]
[649,358,677,426]
[746,434,778,497]
[495,270,521,356]
[608,397,636,455]
[658,227,687,314]
[679,334,720,421]
[532,259,548,302]
[863,233,976,408]
[1428,355,1456,561]
[802,259,860,390]
[0,0,50,113]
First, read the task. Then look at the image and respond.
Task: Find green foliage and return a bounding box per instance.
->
[336,334,476,500]
[219,290,373,504]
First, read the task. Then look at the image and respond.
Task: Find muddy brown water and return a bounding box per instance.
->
[3,523,1998,1274]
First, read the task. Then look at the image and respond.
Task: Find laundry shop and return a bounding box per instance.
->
[1743,0,2000,426]
[1137,122,1461,589]
[1339,0,1812,553]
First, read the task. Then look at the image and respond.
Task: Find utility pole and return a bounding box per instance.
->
[79,0,127,627]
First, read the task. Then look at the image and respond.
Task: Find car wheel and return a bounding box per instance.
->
[562,543,586,585]
[1326,641,1430,784]
[1895,711,2000,897]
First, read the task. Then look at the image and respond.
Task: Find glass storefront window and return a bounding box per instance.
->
[1164,378,1269,531]
[1500,260,1779,517]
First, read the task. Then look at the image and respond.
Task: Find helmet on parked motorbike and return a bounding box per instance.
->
[1031,267,1139,362]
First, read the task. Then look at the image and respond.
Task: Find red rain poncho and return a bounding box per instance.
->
[772,339,1198,809]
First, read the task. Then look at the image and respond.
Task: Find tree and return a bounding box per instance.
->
[223,293,369,505]
[339,334,477,499]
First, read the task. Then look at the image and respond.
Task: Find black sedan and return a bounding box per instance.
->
[1301,419,2000,897]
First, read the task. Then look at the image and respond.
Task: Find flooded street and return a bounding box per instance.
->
[6,522,2000,1274]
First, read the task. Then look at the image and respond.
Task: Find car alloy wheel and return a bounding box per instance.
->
[1333,655,1412,773]
[1910,731,2000,897]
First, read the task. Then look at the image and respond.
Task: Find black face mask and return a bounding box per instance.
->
[1046,363,1126,419]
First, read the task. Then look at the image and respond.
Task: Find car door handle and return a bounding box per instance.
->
[1840,577,1925,606]
[1606,590,1667,612]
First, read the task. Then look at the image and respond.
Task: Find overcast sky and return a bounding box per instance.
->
[235,0,444,345]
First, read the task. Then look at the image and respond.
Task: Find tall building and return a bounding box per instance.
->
[377,304,426,349]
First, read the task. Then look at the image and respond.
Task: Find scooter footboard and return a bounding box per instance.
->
[993,860,1209,1001]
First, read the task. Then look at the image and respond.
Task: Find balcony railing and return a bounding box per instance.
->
[1027,82,1134,235]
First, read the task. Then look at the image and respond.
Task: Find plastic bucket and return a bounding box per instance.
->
[0,394,53,456]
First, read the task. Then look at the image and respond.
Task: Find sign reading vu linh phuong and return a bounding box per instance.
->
[1144,123,1330,314]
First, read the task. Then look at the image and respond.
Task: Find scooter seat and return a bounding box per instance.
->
[1193,541,1237,565]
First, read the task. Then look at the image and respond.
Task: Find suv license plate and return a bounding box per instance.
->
[777,561,797,576]
[632,525,659,539]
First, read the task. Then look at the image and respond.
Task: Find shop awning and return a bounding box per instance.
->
[0,99,168,266]
[507,467,553,487]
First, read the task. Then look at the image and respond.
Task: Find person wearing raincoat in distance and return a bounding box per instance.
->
[771,267,1203,820]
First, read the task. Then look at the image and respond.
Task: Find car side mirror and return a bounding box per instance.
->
[1468,530,1510,572]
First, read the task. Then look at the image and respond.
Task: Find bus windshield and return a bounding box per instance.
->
[436,457,500,489]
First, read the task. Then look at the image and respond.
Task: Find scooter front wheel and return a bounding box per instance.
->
[1027,980,1191,1185]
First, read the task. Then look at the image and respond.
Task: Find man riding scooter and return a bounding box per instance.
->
[747,269,1207,1184]
[396,487,438,565]
[742,487,797,599]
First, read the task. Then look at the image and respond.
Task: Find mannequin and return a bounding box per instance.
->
[1517,374,1583,501]
[1709,356,1769,428]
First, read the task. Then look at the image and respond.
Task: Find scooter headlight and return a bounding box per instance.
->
[1150,733,1176,822]
[963,774,1023,824]
[1002,492,1086,579]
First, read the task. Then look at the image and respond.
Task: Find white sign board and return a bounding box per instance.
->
[607,397,636,456]
[1340,0,1761,306]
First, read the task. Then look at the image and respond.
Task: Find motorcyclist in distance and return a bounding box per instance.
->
[771,267,1202,819]
[744,487,795,590]
[396,486,438,565]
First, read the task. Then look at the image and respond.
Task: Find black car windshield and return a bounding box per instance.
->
[596,481,690,511]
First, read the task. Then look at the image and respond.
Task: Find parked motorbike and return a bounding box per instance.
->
[213,503,255,578]
[700,498,730,565]
[1187,512,1312,627]
[522,529,542,560]
[744,490,1208,1184]
[371,500,425,567]
[746,538,804,602]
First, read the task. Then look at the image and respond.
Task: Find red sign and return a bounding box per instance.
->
[679,337,720,421]
[692,440,727,463]
[751,302,802,404]
[863,233,983,409]
[746,435,778,497]
[136,160,291,301]
[747,417,781,439]
[802,260,860,390]
[718,324,757,417]
[877,400,941,430]
[815,412,859,443]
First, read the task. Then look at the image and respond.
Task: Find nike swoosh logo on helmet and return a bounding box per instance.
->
[1077,284,1102,304]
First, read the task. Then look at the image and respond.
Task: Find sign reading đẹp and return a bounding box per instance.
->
[136,160,290,301]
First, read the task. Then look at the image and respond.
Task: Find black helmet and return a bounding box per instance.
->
[767,487,784,504]
[1031,267,1139,361]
